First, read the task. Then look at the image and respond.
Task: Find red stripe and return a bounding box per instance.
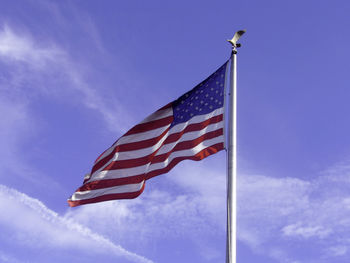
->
[91,114,222,176]
[145,142,224,180]
[77,142,223,194]
[98,118,222,172]
[103,127,222,171]
[124,116,173,136]
[68,183,146,207]
[151,129,223,164]
[76,140,223,192]
[158,103,172,111]
[117,127,170,152]
[112,114,222,154]
[91,126,171,175]
[164,114,223,145]
[77,175,144,192]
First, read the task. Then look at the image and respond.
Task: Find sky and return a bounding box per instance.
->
[0,0,350,262]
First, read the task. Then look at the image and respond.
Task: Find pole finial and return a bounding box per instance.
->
[227,29,246,52]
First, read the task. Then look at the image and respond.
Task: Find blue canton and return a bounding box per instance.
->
[171,62,228,127]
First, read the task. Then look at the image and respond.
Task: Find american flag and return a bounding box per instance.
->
[68,61,229,207]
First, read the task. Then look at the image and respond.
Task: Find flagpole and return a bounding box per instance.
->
[226,30,245,263]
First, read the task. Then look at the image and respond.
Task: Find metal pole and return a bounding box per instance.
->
[226,49,237,263]
[226,30,245,263]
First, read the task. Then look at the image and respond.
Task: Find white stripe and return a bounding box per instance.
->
[89,164,149,182]
[139,107,173,124]
[96,107,223,164]
[86,122,223,183]
[70,181,145,201]
[95,107,173,163]
[110,129,170,161]
[95,124,171,164]
[117,107,223,146]
[155,121,223,156]
[108,119,223,161]
[147,135,224,173]
[87,135,224,184]
[87,128,170,183]
[167,107,223,134]
[90,108,224,181]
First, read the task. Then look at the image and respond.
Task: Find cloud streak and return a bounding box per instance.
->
[65,159,227,262]
[238,170,350,263]
[66,157,350,263]
[0,184,153,263]
[0,24,131,132]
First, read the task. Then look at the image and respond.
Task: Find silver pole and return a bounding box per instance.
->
[226,30,245,263]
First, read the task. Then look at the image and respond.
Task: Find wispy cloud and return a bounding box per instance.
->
[0,93,63,192]
[238,169,350,262]
[0,24,132,132]
[65,156,350,263]
[0,250,23,263]
[0,23,133,191]
[0,25,62,67]
[65,159,227,261]
[0,184,153,263]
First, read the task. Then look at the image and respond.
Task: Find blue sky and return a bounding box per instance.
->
[0,0,350,262]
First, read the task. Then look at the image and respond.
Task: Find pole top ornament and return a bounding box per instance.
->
[228,30,246,53]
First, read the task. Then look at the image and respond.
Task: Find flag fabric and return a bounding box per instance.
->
[68,61,229,207]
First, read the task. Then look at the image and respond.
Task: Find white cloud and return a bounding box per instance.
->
[0,23,132,190]
[328,245,348,256]
[66,157,350,263]
[0,25,62,68]
[0,24,132,132]
[0,184,153,263]
[65,188,221,243]
[0,95,61,190]
[237,170,350,262]
[282,223,331,239]
[0,250,23,263]
[64,160,227,262]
